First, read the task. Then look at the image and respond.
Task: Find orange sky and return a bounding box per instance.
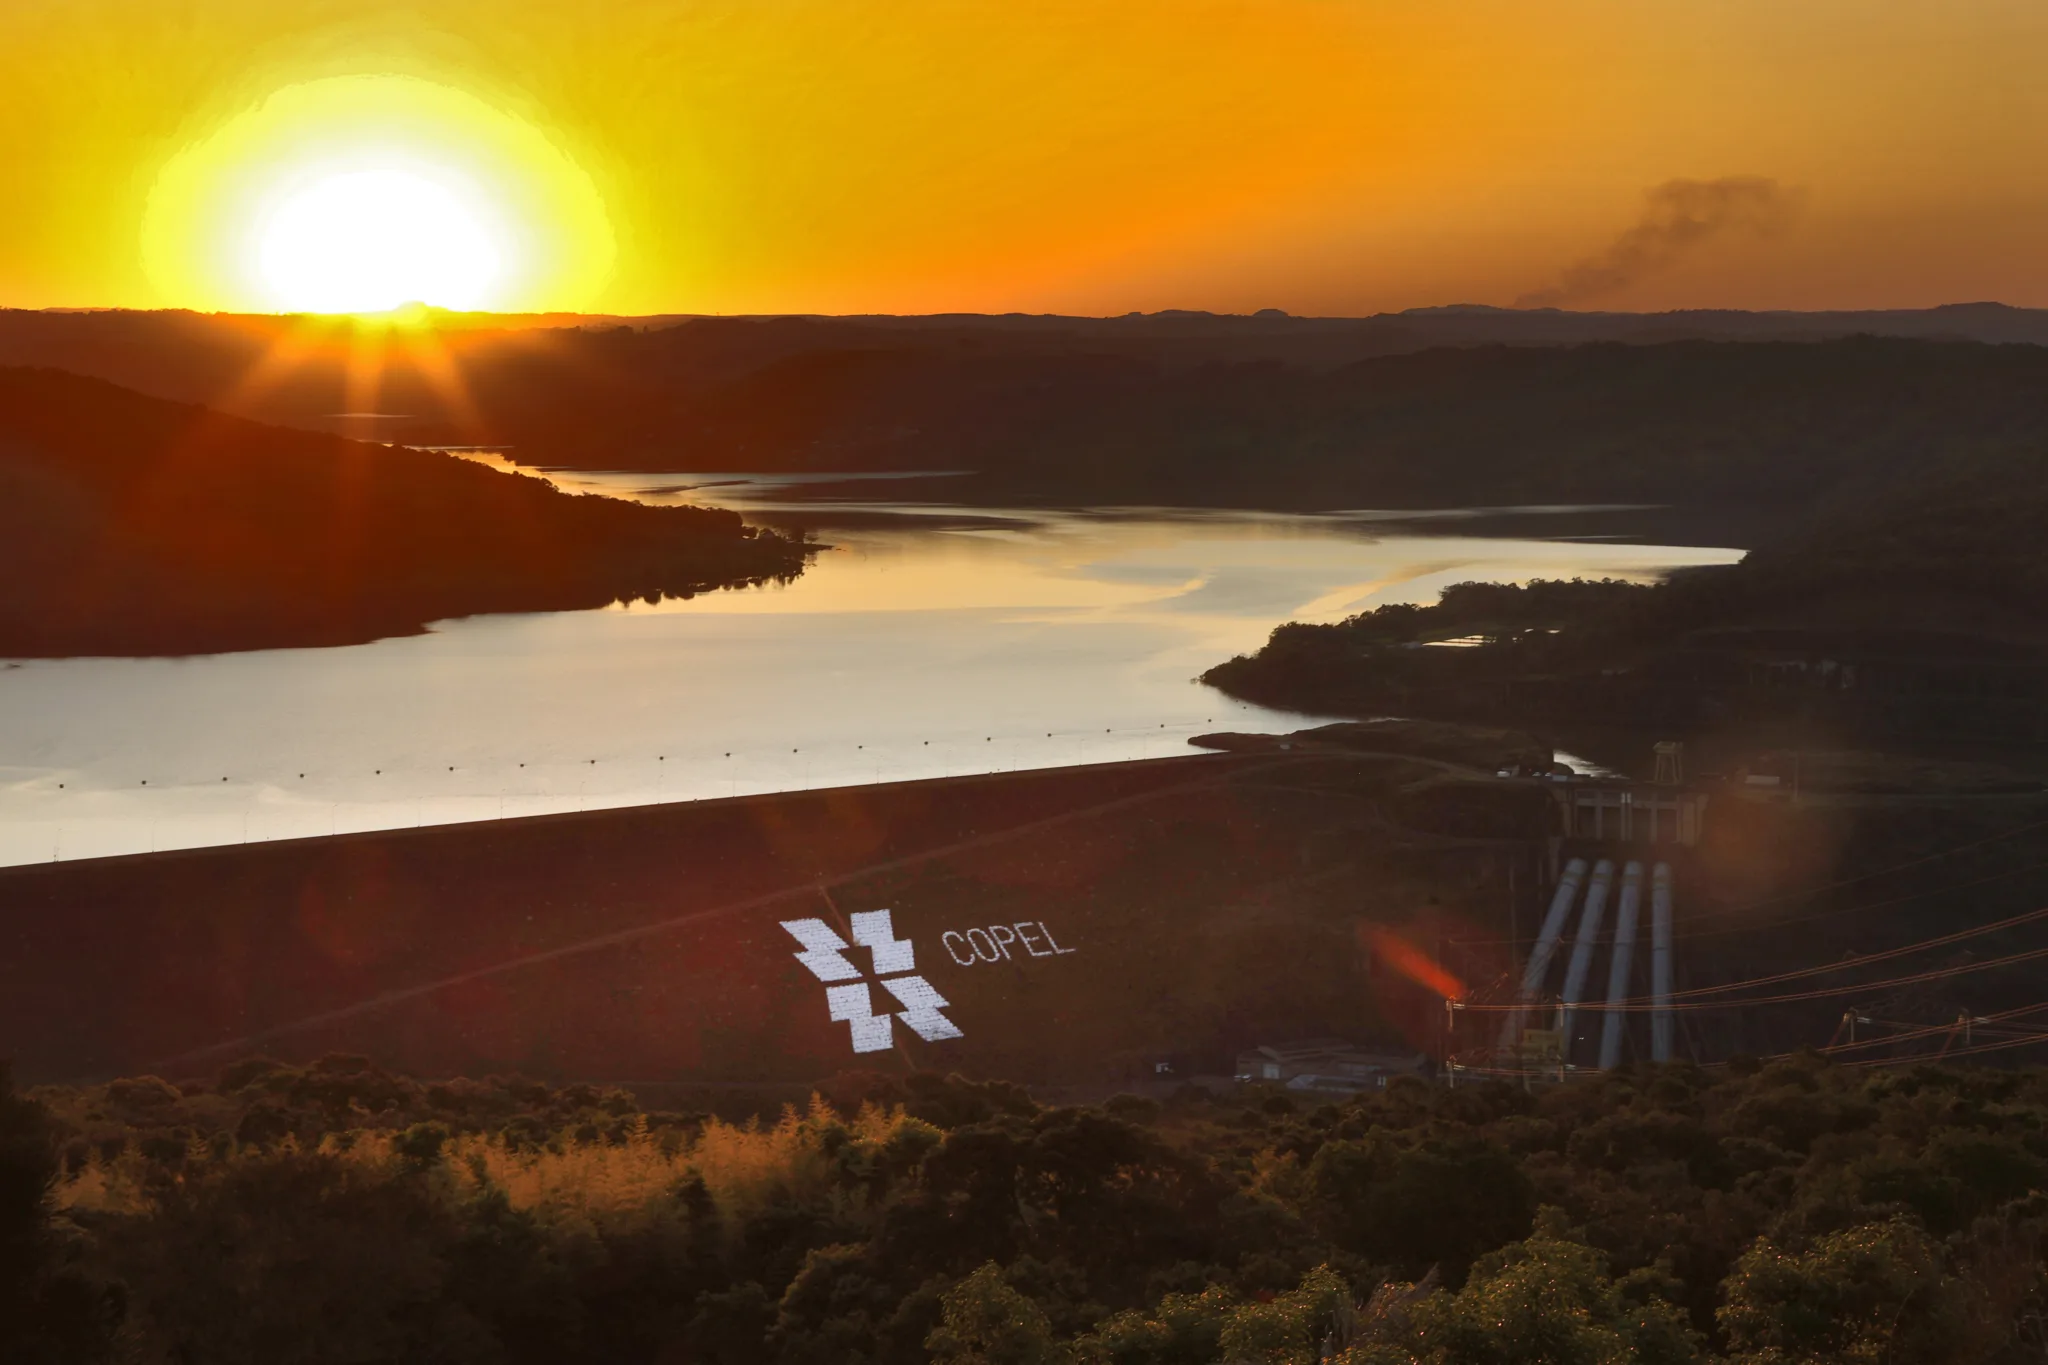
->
[4,0,2046,315]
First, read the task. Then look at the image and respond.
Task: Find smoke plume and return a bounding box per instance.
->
[1517,176,1803,309]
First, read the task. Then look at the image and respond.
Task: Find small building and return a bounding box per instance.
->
[1234,1038,1428,1093]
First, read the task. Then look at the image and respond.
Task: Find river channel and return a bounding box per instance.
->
[0,475,1742,866]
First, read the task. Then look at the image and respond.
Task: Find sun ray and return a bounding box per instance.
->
[340,323,390,444]
[395,324,487,443]
[208,313,340,415]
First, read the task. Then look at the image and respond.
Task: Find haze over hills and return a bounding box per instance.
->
[0,368,809,657]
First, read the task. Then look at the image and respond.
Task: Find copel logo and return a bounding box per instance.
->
[781,909,964,1055]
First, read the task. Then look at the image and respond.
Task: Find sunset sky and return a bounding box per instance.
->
[4,0,2045,316]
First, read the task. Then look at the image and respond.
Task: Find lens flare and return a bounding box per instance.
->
[142,74,614,314]
[1362,923,1465,1000]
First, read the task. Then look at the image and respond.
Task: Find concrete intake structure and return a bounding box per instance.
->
[1499,856,1588,1052]
[1556,858,1616,1057]
[1598,861,1646,1069]
[1651,862,1675,1061]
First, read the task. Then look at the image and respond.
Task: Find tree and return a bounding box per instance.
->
[1069,1285,1236,1365]
[686,1282,778,1365]
[0,1063,112,1363]
[1717,1218,1976,1365]
[1308,1134,1534,1283]
[1215,1264,1352,1365]
[1356,1209,1701,1365]
[0,1062,53,1348]
[927,1262,1064,1365]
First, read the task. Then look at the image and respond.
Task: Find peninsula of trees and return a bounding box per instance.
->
[0,368,810,657]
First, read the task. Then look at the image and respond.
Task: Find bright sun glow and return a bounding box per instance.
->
[143,75,614,314]
[258,168,504,313]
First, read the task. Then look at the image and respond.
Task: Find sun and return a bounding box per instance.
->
[258,168,504,314]
[142,75,614,315]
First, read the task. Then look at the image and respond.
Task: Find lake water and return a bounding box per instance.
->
[0,475,1742,867]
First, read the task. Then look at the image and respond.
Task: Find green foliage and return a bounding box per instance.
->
[0,1063,54,1334]
[928,1263,1064,1365]
[0,1064,112,1364]
[1067,1266,1350,1365]
[28,1057,2048,1363]
[1389,1211,1703,1365]
[100,1148,481,1364]
[1309,1133,1534,1282]
[685,1281,778,1365]
[1215,1264,1351,1365]
[1717,1219,1973,1365]
[1069,1285,1237,1365]
[1338,580,1654,648]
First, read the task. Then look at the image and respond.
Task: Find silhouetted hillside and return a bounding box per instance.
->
[8,311,2048,519]
[0,369,810,656]
[596,336,2048,514]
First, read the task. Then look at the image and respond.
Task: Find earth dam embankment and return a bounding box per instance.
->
[0,752,1551,1087]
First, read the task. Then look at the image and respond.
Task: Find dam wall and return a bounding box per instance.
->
[0,752,1553,1087]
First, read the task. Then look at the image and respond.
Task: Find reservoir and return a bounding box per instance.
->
[0,477,1741,867]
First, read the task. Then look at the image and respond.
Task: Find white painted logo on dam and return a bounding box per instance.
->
[782,909,964,1054]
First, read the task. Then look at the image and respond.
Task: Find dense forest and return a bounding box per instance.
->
[9,1055,2048,1364]
[0,368,811,656]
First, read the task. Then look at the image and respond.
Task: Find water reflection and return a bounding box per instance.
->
[0,486,1741,867]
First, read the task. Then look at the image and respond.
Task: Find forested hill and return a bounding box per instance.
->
[317,334,2048,516]
[0,368,809,657]
[8,309,2048,519]
[1201,444,2048,738]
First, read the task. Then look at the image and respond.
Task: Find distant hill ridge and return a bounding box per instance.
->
[5,309,2048,519]
[4,301,2048,441]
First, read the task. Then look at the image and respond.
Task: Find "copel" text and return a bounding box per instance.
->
[942,922,1076,965]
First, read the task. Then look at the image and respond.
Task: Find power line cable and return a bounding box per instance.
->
[1457,935,2048,1013]
[1814,1001,2048,1058]
[1849,1026,2048,1067]
[1664,904,2048,1001]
